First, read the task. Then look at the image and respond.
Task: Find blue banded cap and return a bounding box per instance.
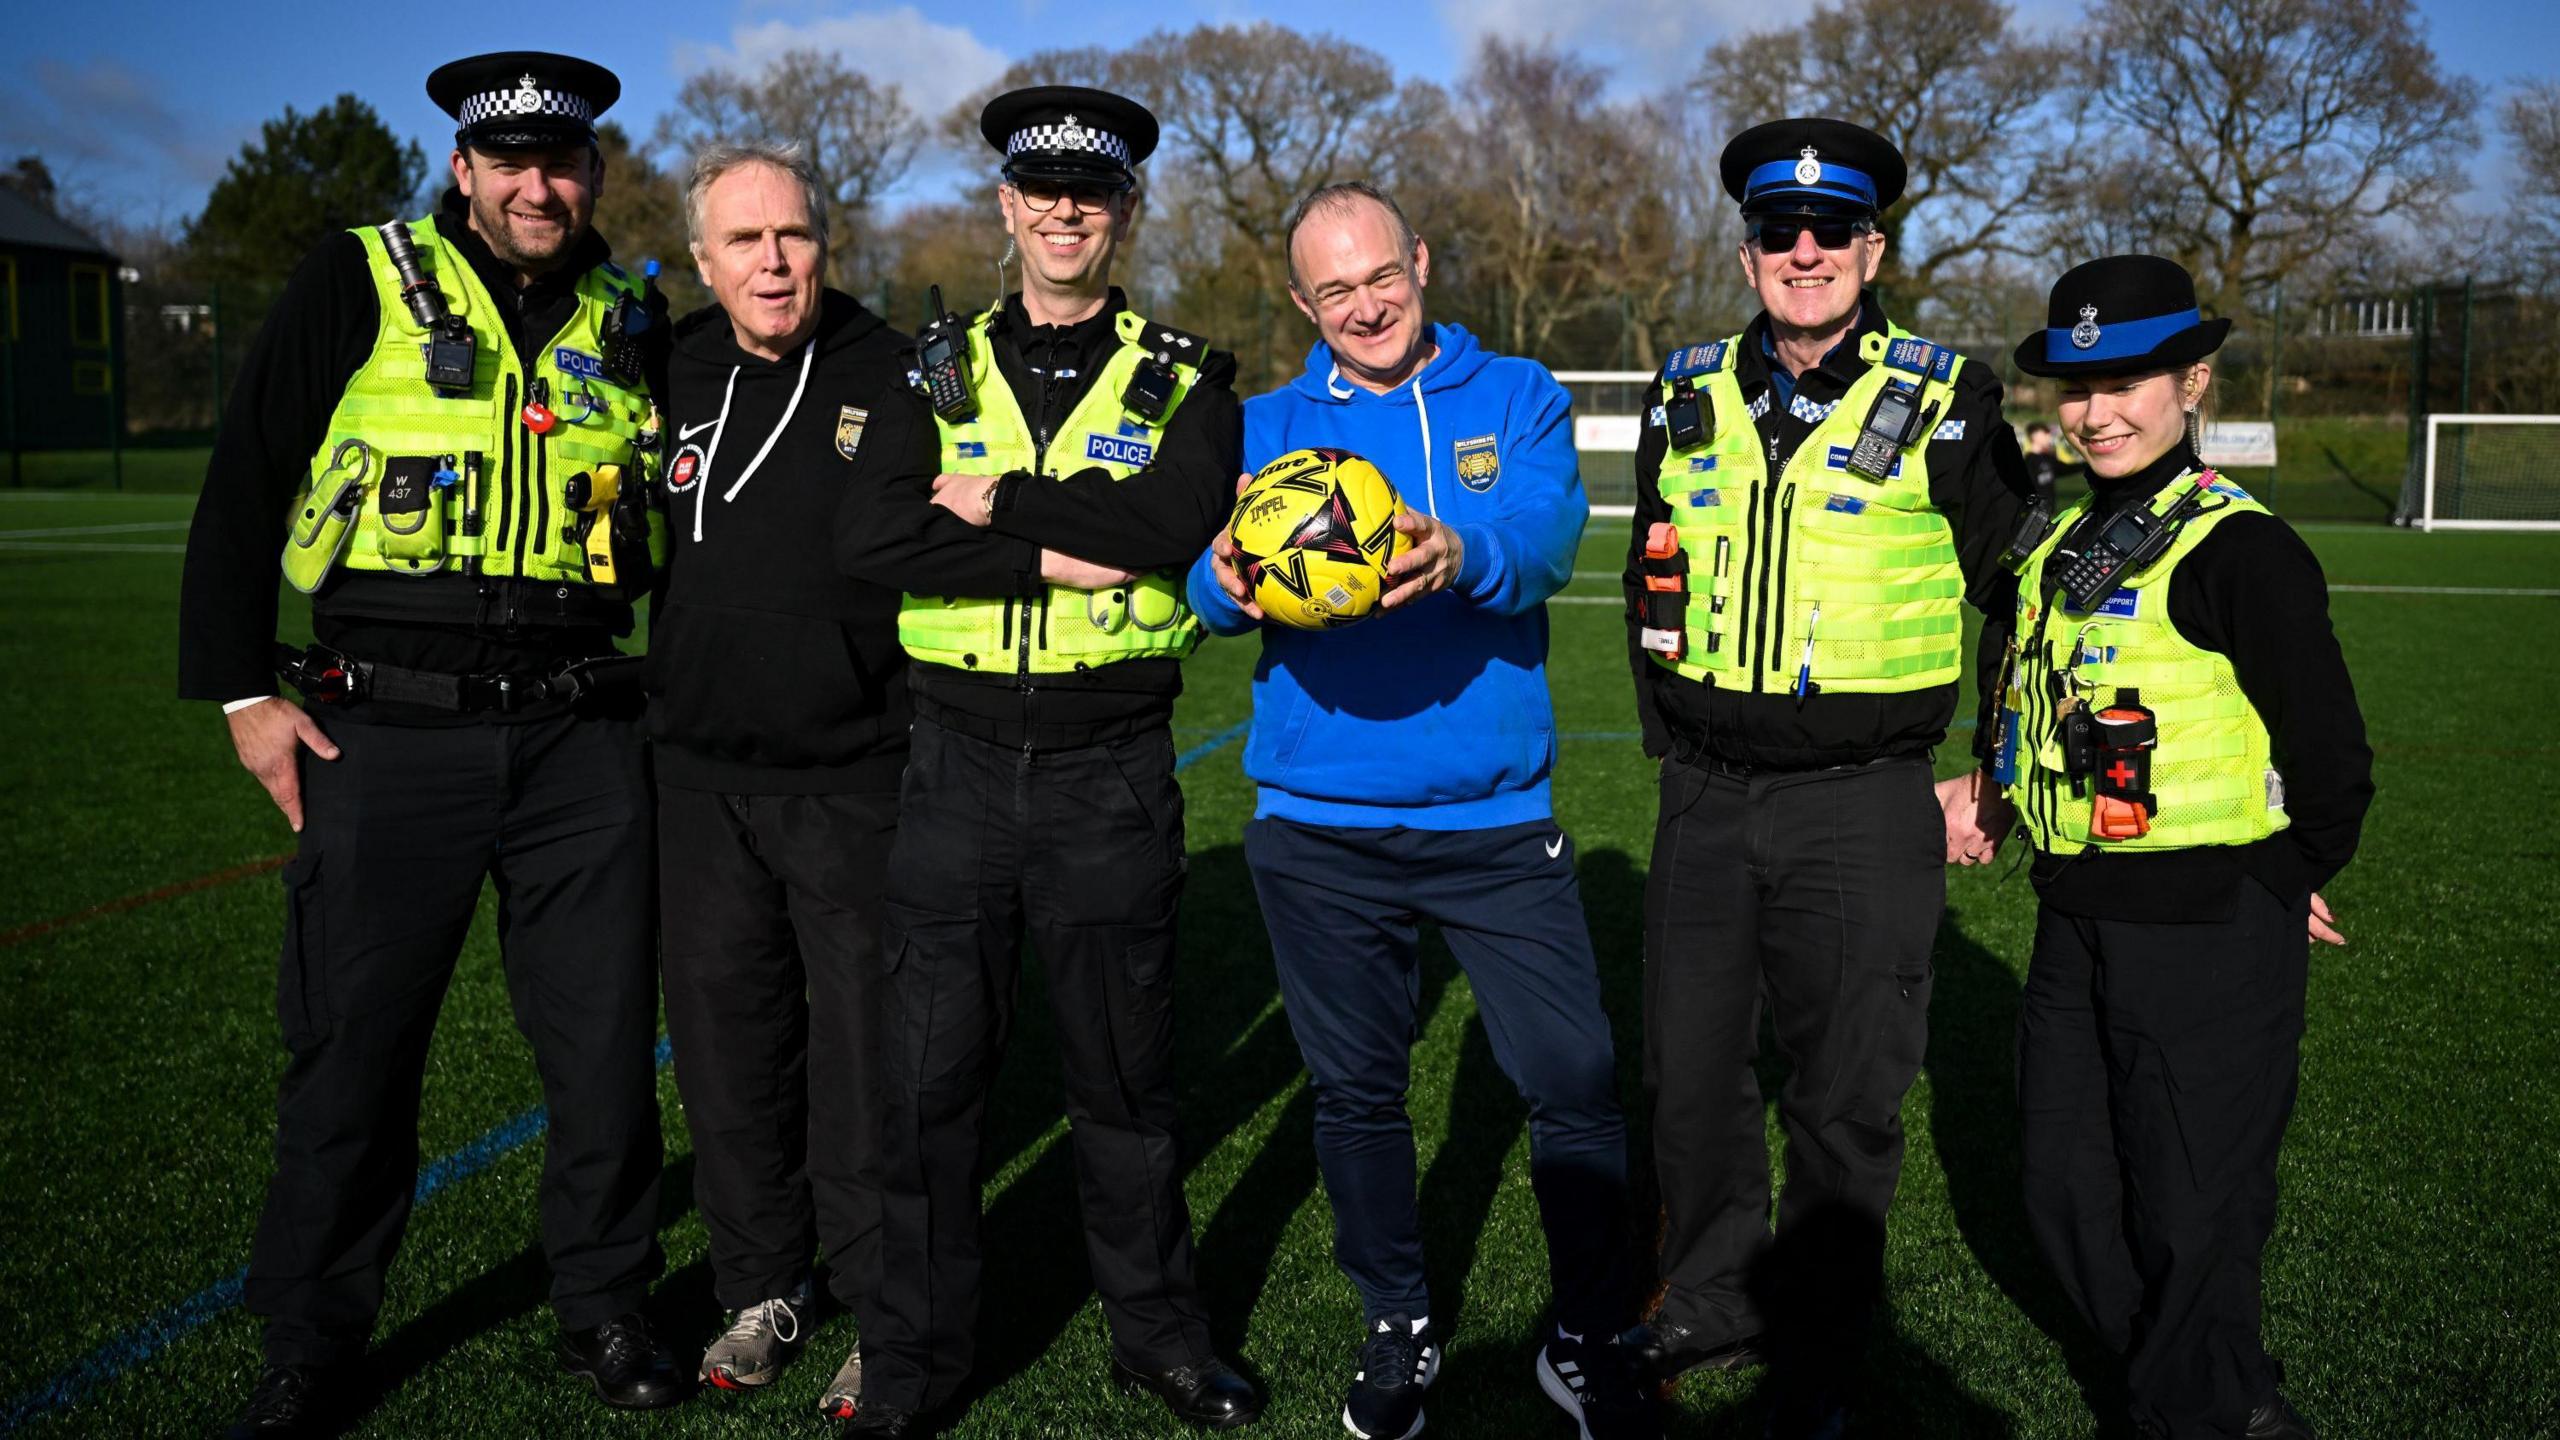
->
[1719,117,1905,217]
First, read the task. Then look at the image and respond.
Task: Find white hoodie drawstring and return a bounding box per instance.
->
[691,364,740,542]
[723,339,815,503]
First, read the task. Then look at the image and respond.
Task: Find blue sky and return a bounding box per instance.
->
[9,0,2554,232]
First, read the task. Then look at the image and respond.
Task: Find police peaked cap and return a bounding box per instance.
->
[2013,254,2233,378]
[428,51,619,150]
[980,85,1158,186]
[1719,117,1905,218]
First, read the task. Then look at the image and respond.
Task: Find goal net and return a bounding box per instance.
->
[1557,371,1655,518]
[2402,415,2560,531]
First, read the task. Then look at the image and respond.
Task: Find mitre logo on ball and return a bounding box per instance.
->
[1228,448,1413,630]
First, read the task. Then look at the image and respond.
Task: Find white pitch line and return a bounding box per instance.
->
[0,540,189,554]
[0,521,190,539]
[2329,584,2560,597]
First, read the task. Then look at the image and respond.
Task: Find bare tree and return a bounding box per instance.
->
[2508,81,2560,291]
[656,49,921,288]
[2071,0,2476,325]
[589,122,703,312]
[1698,0,2064,318]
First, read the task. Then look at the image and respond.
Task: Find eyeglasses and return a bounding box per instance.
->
[1749,219,1874,254]
[1011,179,1129,215]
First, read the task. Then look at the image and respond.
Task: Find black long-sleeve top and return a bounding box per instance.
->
[834,289,1241,748]
[177,188,664,717]
[2025,444,2374,921]
[1623,297,2034,769]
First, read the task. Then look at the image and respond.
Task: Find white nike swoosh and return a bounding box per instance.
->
[1545,835,1565,858]
[678,418,720,440]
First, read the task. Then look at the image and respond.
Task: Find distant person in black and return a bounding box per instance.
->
[646,139,911,1418]
[2024,420,2077,490]
[177,52,685,1437]
[1997,255,2371,1440]
[830,85,1259,1436]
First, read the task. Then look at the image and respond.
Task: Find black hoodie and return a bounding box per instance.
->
[647,290,915,793]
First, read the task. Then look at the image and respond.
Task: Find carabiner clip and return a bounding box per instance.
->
[562,389,606,425]
[324,436,373,485]
[2060,620,2107,696]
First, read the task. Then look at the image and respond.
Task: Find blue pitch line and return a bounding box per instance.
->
[5,731,1256,1431]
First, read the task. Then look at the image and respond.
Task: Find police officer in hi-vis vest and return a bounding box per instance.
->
[1620,118,2033,1435]
[179,52,683,1437]
[2002,256,2370,1440]
[833,86,1259,1436]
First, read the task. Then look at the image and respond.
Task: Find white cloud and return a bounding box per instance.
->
[674,4,1012,125]
[1436,0,1769,95]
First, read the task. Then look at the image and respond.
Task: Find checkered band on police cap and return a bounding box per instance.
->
[1008,119,1133,167]
[456,77,595,128]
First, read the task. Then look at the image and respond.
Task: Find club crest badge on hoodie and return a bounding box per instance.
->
[836,405,869,460]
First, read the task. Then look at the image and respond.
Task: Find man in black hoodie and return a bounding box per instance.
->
[833,86,1258,1436]
[650,140,913,1419]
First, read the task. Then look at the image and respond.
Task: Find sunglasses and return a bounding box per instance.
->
[1749,219,1874,254]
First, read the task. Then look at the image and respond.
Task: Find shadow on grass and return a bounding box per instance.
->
[1929,904,2130,1438]
[2319,442,2402,518]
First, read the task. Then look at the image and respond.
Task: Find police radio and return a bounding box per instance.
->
[1998,471,2059,571]
[2053,473,2215,612]
[598,258,661,389]
[910,285,977,423]
[378,221,476,396]
[1844,376,1928,482]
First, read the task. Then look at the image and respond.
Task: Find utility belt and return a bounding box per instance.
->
[275,642,640,714]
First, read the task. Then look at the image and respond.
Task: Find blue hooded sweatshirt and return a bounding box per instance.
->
[1185,323,1585,830]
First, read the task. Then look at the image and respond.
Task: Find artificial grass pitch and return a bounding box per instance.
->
[0,492,2553,1436]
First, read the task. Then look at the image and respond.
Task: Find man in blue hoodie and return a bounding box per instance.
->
[1188,181,1656,1440]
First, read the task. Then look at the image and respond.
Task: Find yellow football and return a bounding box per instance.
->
[1228,448,1412,630]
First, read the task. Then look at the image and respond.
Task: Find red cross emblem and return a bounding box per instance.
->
[2106,759,2139,788]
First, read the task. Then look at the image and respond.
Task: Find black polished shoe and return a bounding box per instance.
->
[2245,1395,2316,1439]
[1624,1318,1766,1384]
[1112,1355,1266,1430]
[842,1401,929,1437]
[225,1364,347,1439]
[555,1311,687,1410]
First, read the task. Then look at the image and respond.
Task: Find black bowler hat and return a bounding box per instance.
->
[2013,254,2233,377]
[427,51,619,150]
[1719,117,1906,218]
[979,85,1158,186]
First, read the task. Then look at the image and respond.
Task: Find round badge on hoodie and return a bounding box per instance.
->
[1455,433,1500,492]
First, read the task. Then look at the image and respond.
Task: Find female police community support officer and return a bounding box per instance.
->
[1999,255,2372,1440]
[177,52,684,1437]
[1622,117,2032,1436]
[832,86,1259,1437]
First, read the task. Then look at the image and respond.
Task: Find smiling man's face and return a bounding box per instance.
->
[454,142,601,279]
[692,161,826,361]
[1288,196,1433,393]
[1737,214,1884,335]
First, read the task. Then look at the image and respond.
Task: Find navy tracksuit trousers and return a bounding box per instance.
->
[1244,816,1634,1334]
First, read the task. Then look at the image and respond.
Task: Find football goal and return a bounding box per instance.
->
[2405,414,2560,531]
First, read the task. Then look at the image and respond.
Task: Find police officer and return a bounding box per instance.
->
[833,85,1259,1436]
[1620,118,2032,1434]
[2000,256,2371,1440]
[179,52,681,1436]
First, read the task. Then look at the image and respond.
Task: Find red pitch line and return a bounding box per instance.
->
[0,855,288,949]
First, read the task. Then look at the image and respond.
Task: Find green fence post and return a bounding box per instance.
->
[211,281,225,429]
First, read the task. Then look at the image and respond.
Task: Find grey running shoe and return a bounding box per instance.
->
[699,1296,806,1389]
[819,1346,865,1421]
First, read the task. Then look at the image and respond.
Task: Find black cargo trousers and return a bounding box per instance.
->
[248,704,663,1366]
[861,712,1215,1414]
[1642,753,1944,1375]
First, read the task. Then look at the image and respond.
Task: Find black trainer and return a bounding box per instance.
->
[1537,1326,1662,1440]
[1111,1355,1265,1429]
[225,1363,346,1439]
[1342,1313,1436,1440]
[2246,1395,2317,1439]
[555,1310,687,1410]
[1624,1317,1766,1384]
[843,1401,928,1437]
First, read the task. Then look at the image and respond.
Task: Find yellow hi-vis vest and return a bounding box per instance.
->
[2001,471,2290,856]
[896,307,1204,674]
[280,213,665,593]
[1636,326,1966,695]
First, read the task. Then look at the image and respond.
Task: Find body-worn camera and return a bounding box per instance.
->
[379,221,477,396]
